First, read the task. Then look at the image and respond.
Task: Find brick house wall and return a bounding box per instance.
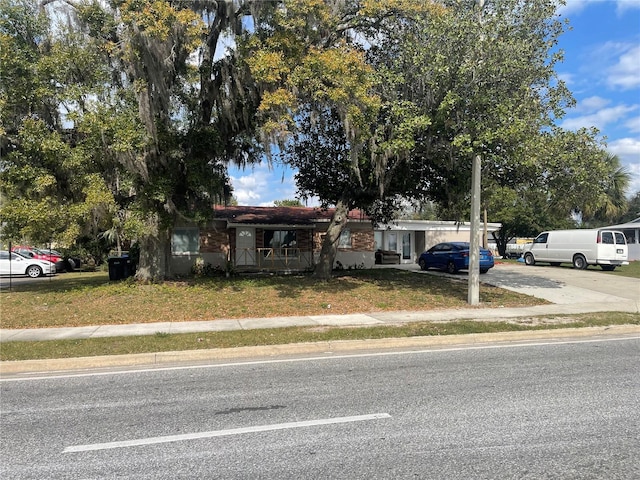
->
[349,229,375,251]
[200,228,229,254]
[313,226,374,252]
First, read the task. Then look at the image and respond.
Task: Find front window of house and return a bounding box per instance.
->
[172,228,199,255]
[388,233,397,251]
[338,228,352,248]
[623,229,637,244]
[264,230,297,254]
[374,231,383,250]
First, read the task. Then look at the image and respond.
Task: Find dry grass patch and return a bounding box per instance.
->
[1,269,547,330]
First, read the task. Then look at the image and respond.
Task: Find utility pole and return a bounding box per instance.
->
[468,153,481,305]
[468,0,485,305]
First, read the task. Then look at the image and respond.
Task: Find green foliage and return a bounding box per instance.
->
[484,186,576,256]
[616,191,640,224]
[1,0,256,279]
[578,153,632,226]
[0,118,98,244]
[274,199,304,207]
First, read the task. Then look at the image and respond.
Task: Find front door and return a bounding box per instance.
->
[388,233,398,253]
[236,228,256,266]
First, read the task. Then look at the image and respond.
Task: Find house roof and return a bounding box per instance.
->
[603,217,640,229]
[213,205,370,227]
[377,219,502,232]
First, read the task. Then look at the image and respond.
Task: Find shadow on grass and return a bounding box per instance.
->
[0,268,511,306]
[242,269,469,302]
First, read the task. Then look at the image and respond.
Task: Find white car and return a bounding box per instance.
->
[0,251,56,278]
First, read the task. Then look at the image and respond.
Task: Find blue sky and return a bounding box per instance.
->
[229,0,640,206]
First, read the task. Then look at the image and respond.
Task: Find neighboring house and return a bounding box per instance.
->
[374,219,502,264]
[602,217,640,261]
[170,206,502,274]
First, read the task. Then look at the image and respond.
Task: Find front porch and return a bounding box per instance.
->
[233,247,315,273]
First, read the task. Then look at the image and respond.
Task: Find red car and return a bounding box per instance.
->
[10,246,67,272]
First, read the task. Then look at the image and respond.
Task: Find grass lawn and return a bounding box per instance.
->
[1,268,548,330]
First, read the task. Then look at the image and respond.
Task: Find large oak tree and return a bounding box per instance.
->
[2,0,265,279]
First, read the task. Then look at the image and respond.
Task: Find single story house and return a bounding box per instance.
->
[374,219,502,264]
[603,217,640,261]
[170,206,502,274]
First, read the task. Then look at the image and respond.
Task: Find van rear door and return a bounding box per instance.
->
[597,230,628,263]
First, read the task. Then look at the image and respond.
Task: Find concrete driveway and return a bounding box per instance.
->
[485,262,639,305]
[389,263,640,311]
[401,261,639,309]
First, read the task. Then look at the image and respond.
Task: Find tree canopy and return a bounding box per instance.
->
[0,0,630,280]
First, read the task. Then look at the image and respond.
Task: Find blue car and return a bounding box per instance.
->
[418,242,494,274]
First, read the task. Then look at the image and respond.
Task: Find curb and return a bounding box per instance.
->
[2,324,639,376]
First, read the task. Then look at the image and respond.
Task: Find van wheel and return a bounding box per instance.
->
[572,254,587,270]
[524,253,535,266]
[601,265,616,271]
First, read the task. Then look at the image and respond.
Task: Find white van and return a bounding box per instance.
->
[523,229,628,271]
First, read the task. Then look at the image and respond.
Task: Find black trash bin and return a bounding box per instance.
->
[122,256,136,278]
[108,256,135,281]
[108,257,124,281]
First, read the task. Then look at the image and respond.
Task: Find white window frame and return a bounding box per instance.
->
[338,228,352,248]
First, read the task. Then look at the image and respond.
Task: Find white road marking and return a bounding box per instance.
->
[2,335,638,383]
[63,413,392,453]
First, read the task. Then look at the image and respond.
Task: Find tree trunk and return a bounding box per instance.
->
[491,231,510,258]
[313,199,350,280]
[135,214,171,282]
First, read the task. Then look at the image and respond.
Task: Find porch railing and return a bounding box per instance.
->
[233,248,314,270]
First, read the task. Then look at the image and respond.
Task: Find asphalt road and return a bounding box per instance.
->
[0,274,59,289]
[2,335,638,479]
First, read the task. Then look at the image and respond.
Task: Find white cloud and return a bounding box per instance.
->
[615,0,640,14]
[230,167,270,205]
[625,115,640,133]
[559,0,640,17]
[230,163,311,206]
[575,96,611,113]
[560,104,638,131]
[558,0,598,16]
[608,44,640,90]
[608,137,640,161]
[557,72,575,86]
